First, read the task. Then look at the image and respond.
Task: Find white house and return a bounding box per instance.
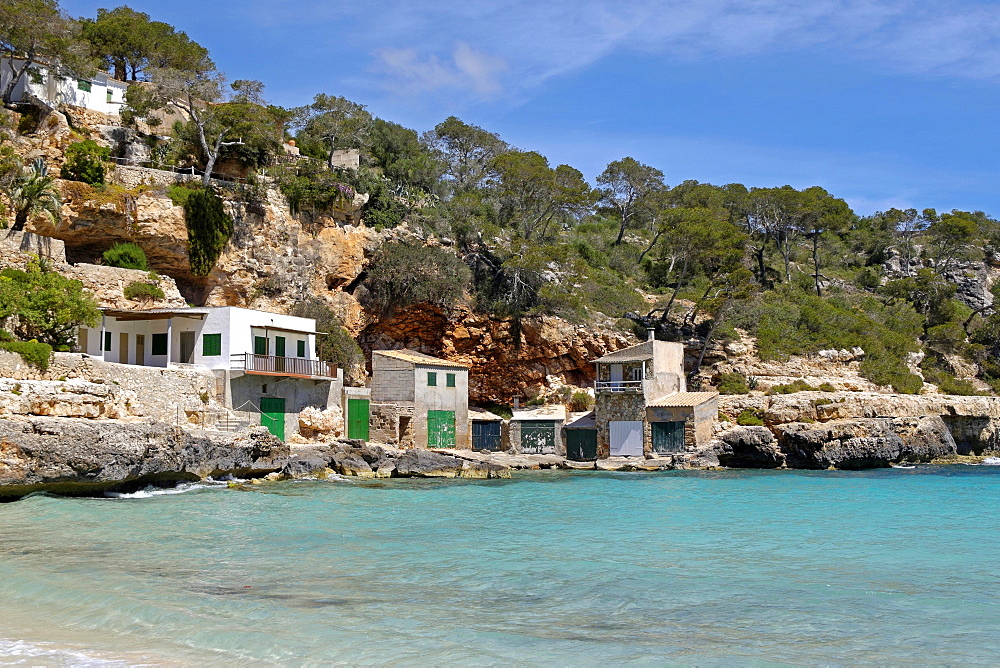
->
[78,306,343,440]
[2,57,128,116]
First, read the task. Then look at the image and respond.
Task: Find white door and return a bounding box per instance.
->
[610,421,644,456]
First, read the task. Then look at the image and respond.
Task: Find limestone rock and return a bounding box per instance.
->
[0,418,287,497]
[712,426,783,468]
[394,449,465,477]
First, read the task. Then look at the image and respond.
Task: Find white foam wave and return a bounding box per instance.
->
[103,481,224,499]
[0,638,129,666]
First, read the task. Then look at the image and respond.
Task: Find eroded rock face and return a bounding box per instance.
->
[712,426,782,468]
[0,418,288,497]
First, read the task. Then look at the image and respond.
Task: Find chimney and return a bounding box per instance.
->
[647,328,655,342]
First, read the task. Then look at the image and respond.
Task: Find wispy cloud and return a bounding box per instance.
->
[372,42,507,97]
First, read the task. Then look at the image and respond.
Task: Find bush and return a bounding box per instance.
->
[61,139,110,185]
[167,183,199,207]
[568,391,594,412]
[102,242,148,270]
[123,280,165,302]
[768,380,819,394]
[288,298,364,376]
[184,188,233,276]
[0,339,53,370]
[0,260,100,348]
[736,410,765,426]
[363,241,470,314]
[817,382,837,392]
[717,372,750,395]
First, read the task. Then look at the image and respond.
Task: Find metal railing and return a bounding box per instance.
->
[595,380,644,393]
[230,353,336,379]
[110,156,251,185]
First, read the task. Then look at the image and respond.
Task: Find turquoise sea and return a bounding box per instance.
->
[1,467,999,665]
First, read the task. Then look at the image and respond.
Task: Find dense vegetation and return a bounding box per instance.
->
[2,0,1000,395]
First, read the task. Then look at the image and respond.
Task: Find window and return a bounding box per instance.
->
[297,340,306,358]
[151,333,168,356]
[104,331,112,351]
[254,336,268,355]
[106,89,113,103]
[202,333,222,356]
[77,79,91,92]
[446,373,456,388]
[275,336,286,357]
[427,371,437,387]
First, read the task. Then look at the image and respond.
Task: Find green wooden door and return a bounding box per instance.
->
[652,421,685,453]
[274,336,286,373]
[254,336,268,355]
[520,420,556,454]
[427,410,456,447]
[260,397,285,441]
[347,398,370,441]
[566,429,597,460]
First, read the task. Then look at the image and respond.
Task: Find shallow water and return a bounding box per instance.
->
[1,467,998,665]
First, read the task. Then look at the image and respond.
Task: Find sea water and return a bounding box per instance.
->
[1,467,998,665]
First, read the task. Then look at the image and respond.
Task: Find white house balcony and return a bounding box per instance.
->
[230,353,337,379]
[595,380,645,393]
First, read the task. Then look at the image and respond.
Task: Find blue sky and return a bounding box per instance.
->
[64,0,1000,216]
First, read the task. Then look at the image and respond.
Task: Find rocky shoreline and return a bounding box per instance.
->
[2,405,997,500]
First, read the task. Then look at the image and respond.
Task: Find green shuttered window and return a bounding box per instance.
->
[77,79,91,92]
[297,340,306,357]
[427,371,437,386]
[202,333,222,356]
[254,336,268,355]
[446,373,456,387]
[104,331,112,351]
[151,333,168,356]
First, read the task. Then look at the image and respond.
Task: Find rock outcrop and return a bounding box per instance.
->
[0,417,288,497]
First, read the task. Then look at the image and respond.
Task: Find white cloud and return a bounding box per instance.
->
[371,42,507,98]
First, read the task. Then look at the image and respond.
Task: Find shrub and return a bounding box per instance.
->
[0,260,100,348]
[736,410,765,426]
[102,242,148,270]
[768,380,819,395]
[817,382,837,392]
[167,183,199,207]
[61,139,110,185]
[288,298,364,376]
[123,280,165,302]
[717,372,750,395]
[0,339,53,370]
[568,391,594,412]
[363,241,470,314]
[184,188,233,276]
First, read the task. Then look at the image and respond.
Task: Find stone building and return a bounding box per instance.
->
[593,334,717,457]
[369,349,470,449]
[508,405,567,455]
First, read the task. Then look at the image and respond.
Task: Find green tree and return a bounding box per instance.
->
[79,5,212,81]
[596,157,666,246]
[425,116,508,194]
[797,186,854,297]
[293,94,372,168]
[367,118,444,194]
[288,297,364,377]
[0,0,94,107]
[183,187,232,275]
[2,157,61,231]
[490,150,594,241]
[926,209,981,272]
[61,139,110,185]
[0,258,100,348]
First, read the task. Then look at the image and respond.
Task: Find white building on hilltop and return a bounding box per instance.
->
[1,57,127,116]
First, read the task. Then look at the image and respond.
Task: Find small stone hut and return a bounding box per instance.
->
[469,407,504,451]
[508,405,567,455]
[564,411,598,460]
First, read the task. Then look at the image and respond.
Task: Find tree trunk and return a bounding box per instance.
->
[812,232,822,297]
[12,209,28,232]
[693,302,727,377]
[2,56,35,108]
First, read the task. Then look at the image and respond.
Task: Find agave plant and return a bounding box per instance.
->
[3,158,61,232]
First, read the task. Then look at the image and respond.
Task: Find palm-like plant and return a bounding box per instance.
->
[3,158,61,232]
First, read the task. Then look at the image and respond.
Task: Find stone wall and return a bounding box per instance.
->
[595,391,646,458]
[0,231,66,262]
[0,351,218,422]
[371,355,415,402]
[225,372,341,439]
[507,419,565,455]
[370,401,414,446]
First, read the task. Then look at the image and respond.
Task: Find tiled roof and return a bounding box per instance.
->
[594,341,654,363]
[647,392,719,407]
[373,349,469,368]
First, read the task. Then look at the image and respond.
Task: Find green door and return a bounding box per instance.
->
[254,336,268,355]
[652,421,685,453]
[427,410,456,447]
[520,420,556,454]
[566,429,597,460]
[274,336,286,373]
[347,398,370,441]
[260,397,285,441]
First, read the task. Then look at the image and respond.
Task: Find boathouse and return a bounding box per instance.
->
[593,334,717,457]
[508,405,567,455]
[369,349,470,449]
[470,407,504,451]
